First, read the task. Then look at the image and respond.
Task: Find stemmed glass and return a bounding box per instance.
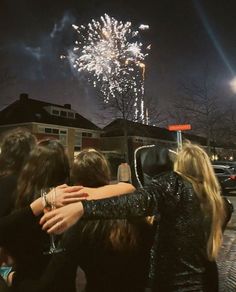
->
[41,187,64,254]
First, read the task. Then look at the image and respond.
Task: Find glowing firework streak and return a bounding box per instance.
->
[71,14,150,123]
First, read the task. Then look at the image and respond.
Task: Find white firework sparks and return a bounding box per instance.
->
[139,24,149,30]
[71,13,150,122]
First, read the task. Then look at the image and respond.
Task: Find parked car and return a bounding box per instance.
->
[213,164,236,195]
[213,161,236,172]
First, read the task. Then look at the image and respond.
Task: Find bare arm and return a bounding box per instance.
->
[59,183,135,204]
[40,187,154,235]
[30,183,134,214]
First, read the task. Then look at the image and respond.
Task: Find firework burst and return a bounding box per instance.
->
[70,14,150,122]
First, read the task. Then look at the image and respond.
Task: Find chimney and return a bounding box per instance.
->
[64,103,71,109]
[19,93,29,101]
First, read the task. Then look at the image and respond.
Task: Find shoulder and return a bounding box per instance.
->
[149,171,189,202]
[151,171,183,187]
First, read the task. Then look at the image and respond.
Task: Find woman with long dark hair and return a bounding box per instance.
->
[0,127,36,217]
[0,128,36,272]
[0,139,70,288]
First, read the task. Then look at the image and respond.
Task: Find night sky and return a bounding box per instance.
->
[0,0,236,126]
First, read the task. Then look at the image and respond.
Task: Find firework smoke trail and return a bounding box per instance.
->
[70,14,150,123]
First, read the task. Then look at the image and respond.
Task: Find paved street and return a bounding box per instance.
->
[218,196,236,291]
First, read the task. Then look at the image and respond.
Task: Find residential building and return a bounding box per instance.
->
[0,93,102,162]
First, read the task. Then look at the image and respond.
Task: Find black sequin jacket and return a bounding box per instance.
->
[82,171,216,292]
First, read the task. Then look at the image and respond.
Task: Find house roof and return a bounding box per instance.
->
[102,118,209,145]
[102,119,236,149]
[0,94,101,131]
[102,119,176,141]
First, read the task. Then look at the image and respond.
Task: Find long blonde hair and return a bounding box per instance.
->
[174,141,225,260]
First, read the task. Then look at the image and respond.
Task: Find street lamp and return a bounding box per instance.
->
[230,77,236,93]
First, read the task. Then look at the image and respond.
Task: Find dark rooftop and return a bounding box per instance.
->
[0,93,101,131]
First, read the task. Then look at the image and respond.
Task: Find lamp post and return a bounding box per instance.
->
[168,124,192,151]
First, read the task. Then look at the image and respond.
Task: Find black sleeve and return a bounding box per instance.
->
[12,251,78,292]
[82,172,180,220]
[0,175,17,217]
[0,207,37,246]
[82,188,157,220]
[12,222,86,292]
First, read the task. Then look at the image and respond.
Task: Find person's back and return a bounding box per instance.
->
[0,175,18,217]
[0,128,36,271]
[0,128,36,217]
[146,171,209,290]
[2,139,70,286]
[135,144,232,291]
[66,149,153,292]
[63,216,153,292]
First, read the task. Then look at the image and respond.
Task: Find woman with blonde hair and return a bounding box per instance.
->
[174,142,225,261]
[41,142,230,291]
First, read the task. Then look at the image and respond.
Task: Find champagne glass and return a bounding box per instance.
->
[41,187,64,254]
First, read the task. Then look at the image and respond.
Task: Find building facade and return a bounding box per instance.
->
[0,93,102,162]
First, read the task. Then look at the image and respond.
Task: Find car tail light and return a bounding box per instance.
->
[230,175,236,180]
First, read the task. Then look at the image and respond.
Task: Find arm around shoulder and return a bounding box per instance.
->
[85,182,135,200]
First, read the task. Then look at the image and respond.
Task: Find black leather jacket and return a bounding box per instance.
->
[83,171,222,292]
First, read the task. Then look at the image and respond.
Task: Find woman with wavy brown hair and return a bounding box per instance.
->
[64,148,153,292]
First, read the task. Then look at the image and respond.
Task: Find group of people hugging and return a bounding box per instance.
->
[0,127,233,292]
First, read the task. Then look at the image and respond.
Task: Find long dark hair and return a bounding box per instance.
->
[0,128,36,177]
[71,148,138,250]
[15,139,70,208]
